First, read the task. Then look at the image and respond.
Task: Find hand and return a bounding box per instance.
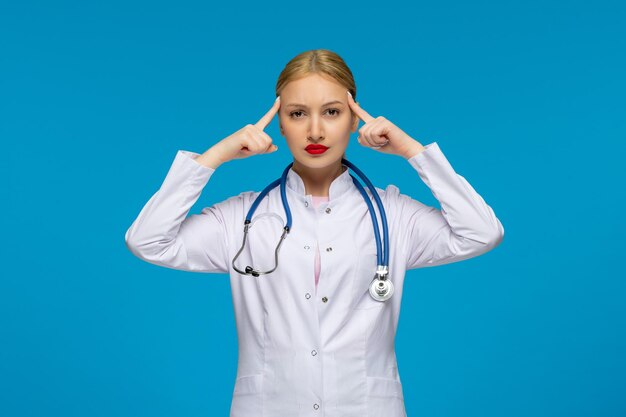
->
[211,97,282,163]
[346,91,426,158]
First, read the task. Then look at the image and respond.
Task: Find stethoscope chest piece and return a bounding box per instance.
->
[369,277,394,302]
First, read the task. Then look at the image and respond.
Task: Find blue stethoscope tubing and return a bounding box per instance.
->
[231,158,394,301]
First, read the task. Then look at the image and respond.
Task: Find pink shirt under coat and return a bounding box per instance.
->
[311,195,329,291]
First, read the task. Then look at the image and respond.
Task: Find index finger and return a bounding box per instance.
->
[255,96,281,130]
[346,90,375,123]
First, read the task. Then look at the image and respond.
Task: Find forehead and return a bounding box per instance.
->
[281,73,345,104]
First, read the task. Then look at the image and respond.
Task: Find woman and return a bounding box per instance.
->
[125,49,504,417]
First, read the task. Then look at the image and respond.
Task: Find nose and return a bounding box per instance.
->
[307,115,324,142]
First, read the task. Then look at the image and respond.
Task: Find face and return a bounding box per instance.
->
[278,73,359,170]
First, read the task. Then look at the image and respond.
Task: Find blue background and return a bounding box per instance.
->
[1,1,624,416]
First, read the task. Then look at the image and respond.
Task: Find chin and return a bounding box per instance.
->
[297,152,343,167]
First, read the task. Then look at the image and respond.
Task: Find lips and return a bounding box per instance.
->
[305,144,329,155]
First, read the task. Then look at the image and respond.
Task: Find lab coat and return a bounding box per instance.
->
[125,142,504,417]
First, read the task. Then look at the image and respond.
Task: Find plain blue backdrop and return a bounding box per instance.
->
[1,1,624,416]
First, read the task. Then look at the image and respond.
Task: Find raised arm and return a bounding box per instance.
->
[398,142,504,270]
[125,97,282,274]
[124,150,235,273]
[343,90,504,270]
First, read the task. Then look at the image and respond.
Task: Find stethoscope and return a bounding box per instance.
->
[232,158,394,302]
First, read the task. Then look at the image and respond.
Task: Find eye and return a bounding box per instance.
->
[288,108,341,119]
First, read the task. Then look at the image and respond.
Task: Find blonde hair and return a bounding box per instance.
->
[275,49,356,100]
[275,49,357,160]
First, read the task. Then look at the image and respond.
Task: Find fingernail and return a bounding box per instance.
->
[347,91,352,98]
[275,96,280,101]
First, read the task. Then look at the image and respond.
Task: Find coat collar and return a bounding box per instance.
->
[285,162,353,200]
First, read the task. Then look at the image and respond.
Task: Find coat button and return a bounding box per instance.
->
[304,245,310,250]
[304,201,309,207]
[325,207,331,214]
[311,349,317,356]
[313,403,320,410]
[305,293,311,299]
[326,247,332,252]
[321,296,328,303]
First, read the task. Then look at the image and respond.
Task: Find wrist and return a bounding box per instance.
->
[402,142,426,159]
[195,147,225,169]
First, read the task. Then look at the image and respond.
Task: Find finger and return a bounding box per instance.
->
[346,90,375,123]
[357,135,378,150]
[361,133,379,148]
[258,131,278,152]
[263,142,278,153]
[361,119,390,148]
[243,129,266,154]
[369,122,391,146]
[255,96,281,131]
[371,139,389,149]
[249,129,278,154]
[359,119,381,148]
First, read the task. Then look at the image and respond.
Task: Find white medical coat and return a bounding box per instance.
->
[125,142,504,417]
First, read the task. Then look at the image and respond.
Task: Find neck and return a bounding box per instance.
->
[292,160,346,197]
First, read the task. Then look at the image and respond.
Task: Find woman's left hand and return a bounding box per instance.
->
[346,90,426,159]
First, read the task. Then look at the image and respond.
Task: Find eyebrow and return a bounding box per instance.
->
[285,100,344,108]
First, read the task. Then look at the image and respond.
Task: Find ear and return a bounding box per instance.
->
[277,114,284,136]
[350,111,359,133]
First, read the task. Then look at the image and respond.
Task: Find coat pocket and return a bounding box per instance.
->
[233,374,263,395]
[230,374,263,416]
[366,376,406,417]
[353,251,386,310]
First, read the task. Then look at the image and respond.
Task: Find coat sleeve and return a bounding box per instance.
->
[125,150,239,274]
[396,142,505,270]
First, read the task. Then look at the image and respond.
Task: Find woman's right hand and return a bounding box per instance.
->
[200,97,281,168]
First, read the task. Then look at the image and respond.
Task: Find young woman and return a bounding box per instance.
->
[125,49,504,417]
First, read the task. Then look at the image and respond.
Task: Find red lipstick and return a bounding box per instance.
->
[305,144,329,155]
